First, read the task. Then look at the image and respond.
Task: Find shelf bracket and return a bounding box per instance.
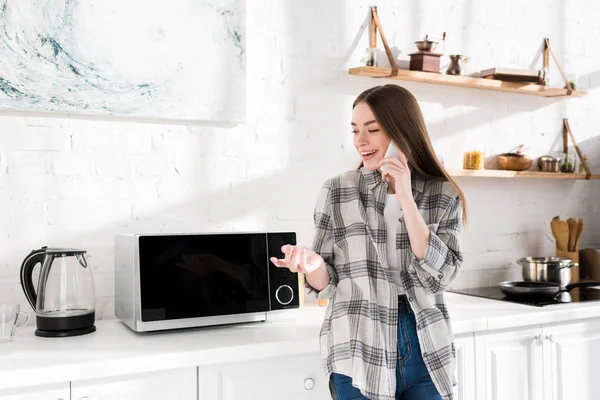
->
[544,38,574,96]
[370,6,398,77]
[563,118,591,179]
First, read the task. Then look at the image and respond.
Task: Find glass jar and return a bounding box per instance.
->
[566,72,579,91]
[579,156,590,174]
[364,47,377,67]
[560,153,576,173]
[463,149,485,170]
[542,67,550,87]
[540,156,560,172]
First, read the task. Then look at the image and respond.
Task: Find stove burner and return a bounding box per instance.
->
[449,285,600,307]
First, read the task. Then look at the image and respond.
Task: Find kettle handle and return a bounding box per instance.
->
[20,248,47,310]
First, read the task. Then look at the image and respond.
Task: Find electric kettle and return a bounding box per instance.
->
[20,246,96,337]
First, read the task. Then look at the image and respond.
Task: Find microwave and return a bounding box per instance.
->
[115,232,300,332]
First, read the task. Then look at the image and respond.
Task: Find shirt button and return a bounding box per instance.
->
[408,297,413,302]
[438,274,443,279]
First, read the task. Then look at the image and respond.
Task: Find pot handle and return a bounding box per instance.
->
[562,262,579,269]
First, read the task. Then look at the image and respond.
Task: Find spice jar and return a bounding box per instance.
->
[463,149,485,170]
[560,153,576,173]
[538,155,560,172]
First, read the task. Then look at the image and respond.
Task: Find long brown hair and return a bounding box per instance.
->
[354,84,467,223]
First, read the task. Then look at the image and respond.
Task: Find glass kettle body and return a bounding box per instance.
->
[20,246,96,337]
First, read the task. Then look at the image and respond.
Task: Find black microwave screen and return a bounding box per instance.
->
[139,234,270,321]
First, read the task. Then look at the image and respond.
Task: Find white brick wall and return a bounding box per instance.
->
[1,0,599,318]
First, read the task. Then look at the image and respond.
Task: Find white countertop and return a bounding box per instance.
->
[446,292,600,332]
[3,293,600,391]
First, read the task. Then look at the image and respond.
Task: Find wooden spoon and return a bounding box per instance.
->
[567,218,578,251]
[551,216,570,252]
[573,218,584,251]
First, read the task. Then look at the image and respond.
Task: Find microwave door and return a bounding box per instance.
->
[138,234,270,322]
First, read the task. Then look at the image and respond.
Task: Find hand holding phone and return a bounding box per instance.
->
[380,142,399,172]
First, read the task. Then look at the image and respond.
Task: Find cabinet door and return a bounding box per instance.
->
[475,326,545,400]
[71,368,197,400]
[543,318,600,400]
[0,383,69,400]
[214,352,329,400]
[453,333,476,400]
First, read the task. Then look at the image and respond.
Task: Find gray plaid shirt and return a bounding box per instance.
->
[306,167,463,400]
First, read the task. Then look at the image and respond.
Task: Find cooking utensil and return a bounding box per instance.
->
[518,257,576,284]
[551,217,569,252]
[498,153,533,171]
[499,281,600,301]
[546,263,574,286]
[573,218,584,250]
[567,218,578,251]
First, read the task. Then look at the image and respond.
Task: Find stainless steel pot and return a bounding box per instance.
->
[518,257,578,286]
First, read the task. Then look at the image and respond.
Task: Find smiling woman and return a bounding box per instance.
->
[271,84,467,400]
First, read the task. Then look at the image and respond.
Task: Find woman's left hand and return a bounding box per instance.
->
[377,151,413,205]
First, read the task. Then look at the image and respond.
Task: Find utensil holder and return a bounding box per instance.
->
[556,249,579,283]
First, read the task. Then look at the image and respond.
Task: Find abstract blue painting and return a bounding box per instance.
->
[0,0,245,122]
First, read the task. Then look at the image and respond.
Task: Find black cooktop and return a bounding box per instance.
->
[449,286,600,307]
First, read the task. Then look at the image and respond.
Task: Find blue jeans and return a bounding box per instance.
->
[329,296,442,400]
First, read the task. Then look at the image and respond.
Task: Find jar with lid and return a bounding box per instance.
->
[539,156,560,172]
[560,153,576,173]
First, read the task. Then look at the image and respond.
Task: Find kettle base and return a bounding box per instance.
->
[35,324,96,338]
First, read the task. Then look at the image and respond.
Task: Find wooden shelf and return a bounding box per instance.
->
[348,67,587,98]
[447,169,600,180]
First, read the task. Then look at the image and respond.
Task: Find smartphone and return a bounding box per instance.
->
[380,142,399,172]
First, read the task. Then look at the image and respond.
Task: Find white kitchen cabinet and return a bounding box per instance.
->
[542,318,600,400]
[475,326,545,400]
[212,352,329,399]
[70,367,197,400]
[453,333,476,400]
[0,383,69,400]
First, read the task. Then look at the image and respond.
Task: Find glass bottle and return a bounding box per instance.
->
[364,47,377,67]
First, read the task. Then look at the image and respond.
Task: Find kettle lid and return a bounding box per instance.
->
[43,248,86,257]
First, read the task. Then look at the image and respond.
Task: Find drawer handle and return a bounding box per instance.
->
[304,378,315,390]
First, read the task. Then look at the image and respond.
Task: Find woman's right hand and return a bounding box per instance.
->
[270,245,325,275]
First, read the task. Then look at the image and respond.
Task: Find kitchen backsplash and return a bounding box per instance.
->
[1,0,599,318]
